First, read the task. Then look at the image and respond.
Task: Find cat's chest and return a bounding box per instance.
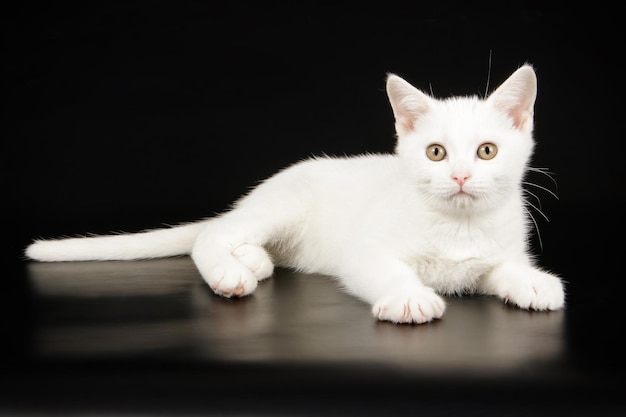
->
[411,254,494,294]
[408,220,504,293]
[422,218,503,258]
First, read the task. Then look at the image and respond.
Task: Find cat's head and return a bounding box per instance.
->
[387,65,537,214]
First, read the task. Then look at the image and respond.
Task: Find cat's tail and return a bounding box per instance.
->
[25,221,209,262]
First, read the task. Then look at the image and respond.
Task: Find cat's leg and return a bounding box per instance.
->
[478,261,565,310]
[338,253,446,324]
[191,218,275,298]
[191,176,307,298]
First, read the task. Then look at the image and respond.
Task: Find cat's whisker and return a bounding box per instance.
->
[523,205,544,252]
[484,49,493,98]
[528,166,557,176]
[527,166,559,188]
[522,181,559,200]
[523,189,542,208]
[522,165,559,254]
[524,199,550,222]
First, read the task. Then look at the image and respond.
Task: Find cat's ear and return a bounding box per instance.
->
[386,74,434,137]
[487,65,537,133]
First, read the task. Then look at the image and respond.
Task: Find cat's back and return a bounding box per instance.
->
[284,153,418,212]
[286,153,402,191]
[234,152,407,218]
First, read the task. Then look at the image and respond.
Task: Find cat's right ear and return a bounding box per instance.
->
[486,65,537,133]
[386,74,433,137]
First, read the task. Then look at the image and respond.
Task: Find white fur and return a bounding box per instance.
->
[25,64,565,323]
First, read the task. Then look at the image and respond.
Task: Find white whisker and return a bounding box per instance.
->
[523,189,542,208]
[484,49,493,98]
[523,181,559,200]
[527,166,559,188]
[525,199,550,222]
[523,205,543,252]
[520,165,559,255]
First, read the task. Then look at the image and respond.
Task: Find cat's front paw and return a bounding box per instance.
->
[372,287,446,324]
[484,267,565,311]
[504,270,565,311]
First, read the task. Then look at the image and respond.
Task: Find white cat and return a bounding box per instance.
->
[25,64,565,324]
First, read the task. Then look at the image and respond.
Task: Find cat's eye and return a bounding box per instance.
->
[477,143,498,160]
[426,144,446,161]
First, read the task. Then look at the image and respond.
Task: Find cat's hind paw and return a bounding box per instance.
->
[206,261,259,298]
[193,243,274,298]
[372,288,446,324]
[231,243,274,281]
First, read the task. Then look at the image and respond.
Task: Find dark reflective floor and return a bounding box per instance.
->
[2,256,624,416]
[26,258,566,373]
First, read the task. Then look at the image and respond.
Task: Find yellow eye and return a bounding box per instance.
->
[477,143,498,160]
[426,144,446,161]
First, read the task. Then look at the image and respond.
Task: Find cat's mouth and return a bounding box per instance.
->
[449,190,476,204]
[453,189,474,197]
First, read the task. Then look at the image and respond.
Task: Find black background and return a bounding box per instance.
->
[5,2,624,299]
[4,1,623,234]
[2,1,625,413]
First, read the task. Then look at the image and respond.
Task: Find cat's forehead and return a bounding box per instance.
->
[438,96,489,117]
[422,96,513,138]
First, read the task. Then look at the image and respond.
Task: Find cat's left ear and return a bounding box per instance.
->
[487,64,537,133]
[386,74,434,137]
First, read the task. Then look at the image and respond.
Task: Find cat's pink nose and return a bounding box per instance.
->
[452,174,470,187]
